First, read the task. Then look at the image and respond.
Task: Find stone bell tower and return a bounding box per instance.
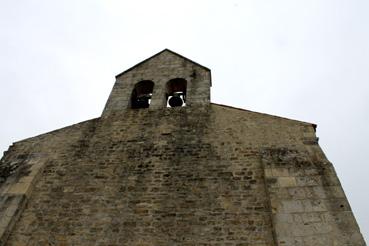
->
[102,49,211,117]
[0,49,366,245]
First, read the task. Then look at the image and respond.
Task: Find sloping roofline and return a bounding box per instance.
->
[211,103,317,131]
[115,49,211,79]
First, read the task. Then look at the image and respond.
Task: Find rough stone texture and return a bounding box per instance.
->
[262,148,364,246]
[0,50,365,245]
[102,49,211,117]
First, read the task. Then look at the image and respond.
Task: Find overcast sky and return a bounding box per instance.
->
[1,0,368,241]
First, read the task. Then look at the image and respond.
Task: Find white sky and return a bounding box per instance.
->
[1,0,368,241]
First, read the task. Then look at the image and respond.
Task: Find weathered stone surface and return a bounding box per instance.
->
[262,148,365,245]
[0,50,365,245]
[103,49,211,117]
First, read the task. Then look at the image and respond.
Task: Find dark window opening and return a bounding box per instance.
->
[131,80,154,109]
[166,78,187,107]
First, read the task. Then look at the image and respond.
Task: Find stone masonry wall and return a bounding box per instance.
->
[1,104,366,245]
[0,119,98,245]
[261,147,364,245]
[102,50,211,117]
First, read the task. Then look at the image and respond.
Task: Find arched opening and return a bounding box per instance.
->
[131,80,154,109]
[166,78,187,107]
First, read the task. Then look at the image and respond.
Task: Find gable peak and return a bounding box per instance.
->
[115,49,210,78]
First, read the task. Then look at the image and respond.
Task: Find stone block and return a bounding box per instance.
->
[7,183,30,195]
[296,176,322,187]
[302,199,327,212]
[271,168,289,177]
[287,187,306,199]
[278,177,296,187]
[281,200,304,213]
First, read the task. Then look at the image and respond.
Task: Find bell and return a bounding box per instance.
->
[168,95,183,107]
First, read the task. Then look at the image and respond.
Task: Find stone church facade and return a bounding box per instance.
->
[0,49,365,245]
